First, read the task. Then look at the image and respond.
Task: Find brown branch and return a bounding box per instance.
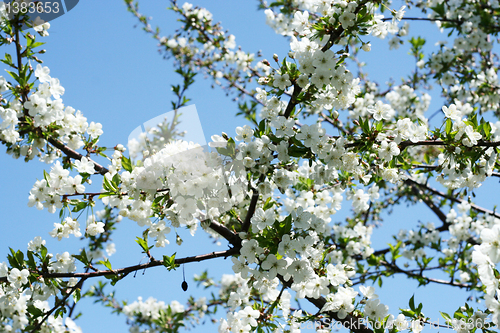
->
[352,264,451,285]
[379,260,472,289]
[283,83,301,118]
[226,77,264,106]
[363,201,372,225]
[406,179,448,225]
[381,16,462,24]
[320,22,346,53]
[406,177,500,219]
[397,163,439,170]
[208,220,241,248]
[380,16,500,31]
[241,175,264,233]
[0,248,239,283]
[30,277,87,332]
[399,139,500,150]
[47,137,109,175]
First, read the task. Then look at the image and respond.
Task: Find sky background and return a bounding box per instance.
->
[0,0,497,332]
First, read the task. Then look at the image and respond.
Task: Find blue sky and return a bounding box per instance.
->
[0,1,496,332]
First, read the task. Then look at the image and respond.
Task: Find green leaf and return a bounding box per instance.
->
[71,201,87,213]
[112,173,121,189]
[40,245,47,260]
[440,311,451,321]
[97,259,113,271]
[98,192,113,199]
[30,41,45,49]
[163,253,179,271]
[1,53,12,67]
[103,176,117,193]
[72,249,89,265]
[7,248,22,269]
[401,309,415,317]
[135,237,149,253]
[5,70,19,83]
[26,251,36,268]
[409,295,415,311]
[263,197,275,210]
[483,121,491,139]
[121,156,133,172]
[27,304,43,317]
[288,145,309,158]
[445,118,452,135]
[258,119,266,134]
[103,274,121,286]
[416,302,423,314]
[73,288,81,303]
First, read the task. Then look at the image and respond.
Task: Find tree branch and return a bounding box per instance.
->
[379,260,472,289]
[241,176,264,233]
[30,277,87,332]
[406,179,448,225]
[0,248,239,283]
[208,221,241,248]
[399,139,500,150]
[47,137,109,175]
[406,177,500,219]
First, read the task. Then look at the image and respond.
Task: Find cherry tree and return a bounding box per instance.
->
[0,0,500,332]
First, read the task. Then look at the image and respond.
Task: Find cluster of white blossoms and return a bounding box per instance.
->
[0,63,103,164]
[396,222,440,261]
[360,286,389,322]
[428,0,494,53]
[123,296,185,322]
[28,160,91,213]
[332,221,374,260]
[161,2,267,86]
[385,85,431,121]
[101,138,247,245]
[0,284,81,332]
[351,83,431,123]
[288,41,361,111]
[472,223,500,325]
[121,294,209,331]
[424,0,500,113]
[446,201,475,243]
[0,235,81,331]
[264,0,401,39]
[225,183,369,331]
[435,103,497,189]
